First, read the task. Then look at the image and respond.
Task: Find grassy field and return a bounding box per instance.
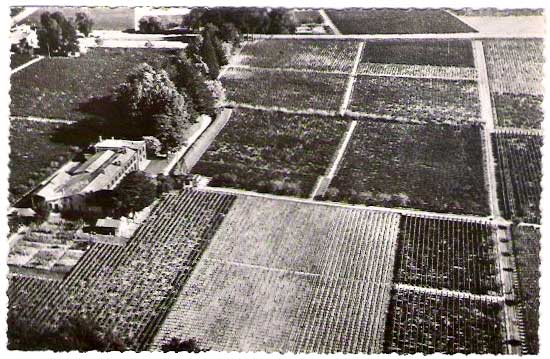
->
[20,6,135,31]
[10,53,37,69]
[493,132,542,224]
[222,67,348,112]
[193,108,349,197]
[361,40,475,67]
[153,194,401,353]
[9,118,77,203]
[512,225,540,354]
[349,76,480,124]
[237,39,359,72]
[10,47,177,121]
[324,120,489,215]
[326,9,476,34]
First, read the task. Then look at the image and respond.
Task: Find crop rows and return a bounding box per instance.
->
[483,39,544,96]
[325,9,476,34]
[394,215,500,295]
[512,225,541,354]
[8,190,236,350]
[237,39,360,72]
[348,75,480,124]
[492,93,543,130]
[221,67,348,112]
[193,108,349,198]
[325,120,489,216]
[357,63,477,80]
[153,195,401,353]
[384,287,505,354]
[361,40,475,68]
[493,132,542,224]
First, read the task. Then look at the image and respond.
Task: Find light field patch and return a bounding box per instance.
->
[154,195,401,353]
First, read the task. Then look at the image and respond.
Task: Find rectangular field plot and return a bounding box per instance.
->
[394,216,500,294]
[325,9,476,34]
[357,63,477,81]
[153,195,401,353]
[493,93,543,130]
[348,76,480,124]
[483,39,544,96]
[221,67,348,112]
[193,108,349,197]
[493,132,542,224]
[384,288,505,354]
[8,190,236,350]
[236,39,360,72]
[325,121,489,216]
[360,40,475,68]
[512,225,541,354]
[10,48,176,121]
[9,119,76,203]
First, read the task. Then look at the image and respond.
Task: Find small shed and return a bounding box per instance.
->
[94,217,123,236]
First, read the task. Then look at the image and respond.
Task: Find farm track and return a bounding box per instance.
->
[222,64,349,76]
[394,283,503,302]
[319,9,342,35]
[10,115,77,125]
[11,55,44,74]
[248,33,544,40]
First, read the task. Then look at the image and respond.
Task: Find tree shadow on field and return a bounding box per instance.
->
[51,95,142,147]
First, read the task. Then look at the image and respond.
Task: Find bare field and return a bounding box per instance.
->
[153,195,401,353]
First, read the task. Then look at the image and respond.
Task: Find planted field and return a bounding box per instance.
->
[349,76,480,124]
[483,39,544,96]
[9,119,76,203]
[10,53,37,69]
[20,6,135,31]
[394,216,499,294]
[325,121,489,215]
[10,47,176,121]
[512,225,541,354]
[493,132,542,224]
[384,287,505,354]
[357,63,477,80]
[325,9,476,34]
[493,93,543,129]
[222,67,348,112]
[237,39,359,72]
[193,108,349,197]
[153,195,401,353]
[360,40,475,67]
[8,190,236,350]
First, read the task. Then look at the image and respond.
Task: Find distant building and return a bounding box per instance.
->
[32,138,147,213]
[10,24,39,53]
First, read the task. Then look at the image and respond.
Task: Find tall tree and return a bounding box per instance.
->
[75,12,94,36]
[113,171,157,216]
[173,55,216,117]
[114,63,196,150]
[200,31,220,79]
[139,16,164,33]
[37,11,78,56]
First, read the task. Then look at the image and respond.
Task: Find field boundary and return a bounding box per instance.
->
[393,283,504,302]
[223,102,339,117]
[492,127,543,136]
[223,64,349,76]
[319,9,342,35]
[247,33,545,40]
[10,115,77,125]
[339,41,364,114]
[11,55,44,75]
[356,69,477,82]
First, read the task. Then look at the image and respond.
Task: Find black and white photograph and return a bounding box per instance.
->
[2,0,547,355]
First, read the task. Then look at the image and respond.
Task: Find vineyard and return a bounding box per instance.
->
[324,120,489,215]
[8,190,236,350]
[325,9,477,34]
[493,132,542,224]
[361,40,475,67]
[9,118,77,203]
[236,39,360,72]
[10,47,177,121]
[221,67,348,112]
[10,53,37,69]
[394,215,500,294]
[193,108,349,198]
[492,93,543,130]
[511,225,541,354]
[348,76,480,124]
[357,63,477,81]
[384,287,505,354]
[153,195,401,353]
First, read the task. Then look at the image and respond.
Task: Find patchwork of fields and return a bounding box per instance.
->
[19,6,135,30]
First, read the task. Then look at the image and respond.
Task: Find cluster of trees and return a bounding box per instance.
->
[183,7,298,34]
[185,24,231,80]
[8,314,125,351]
[37,11,93,56]
[138,16,164,33]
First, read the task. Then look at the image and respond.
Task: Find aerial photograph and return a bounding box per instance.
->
[5,3,545,354]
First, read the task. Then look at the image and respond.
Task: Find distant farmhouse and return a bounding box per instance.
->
[32,138,147,212]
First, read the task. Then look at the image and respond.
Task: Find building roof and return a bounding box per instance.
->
[71,150,115,175]
[95,138,145,151]
[96,217,122,229]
